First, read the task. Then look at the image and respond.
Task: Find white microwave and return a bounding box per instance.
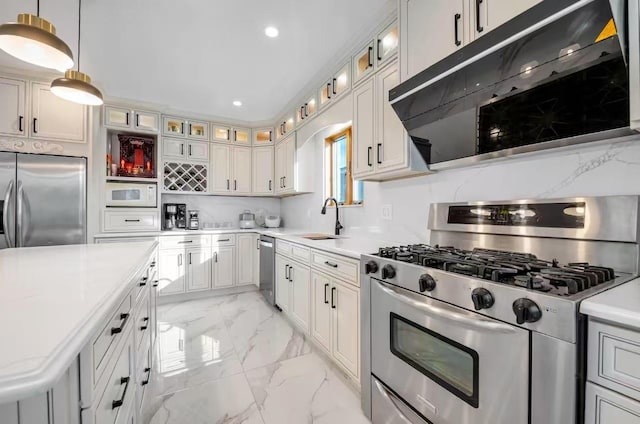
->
[105,182,157,207]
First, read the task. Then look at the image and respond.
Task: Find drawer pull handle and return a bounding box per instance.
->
[153,280,159,287]
[142,368,151,385]
[218,238,230,242]
[124,219,140,223]
[150,261,156,268]
[324,261,339,268]
[111,376,130,409]
[139,277,148,287]
[140,325,148,331]
[178,240,193,244]
[110,313,130,335]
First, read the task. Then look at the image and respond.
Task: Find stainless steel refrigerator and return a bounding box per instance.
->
[0,152,86,249]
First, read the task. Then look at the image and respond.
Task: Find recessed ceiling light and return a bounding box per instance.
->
[265,26,279,38]
[233,100,242,107]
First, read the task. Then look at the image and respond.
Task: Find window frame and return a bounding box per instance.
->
[325,128,361,206]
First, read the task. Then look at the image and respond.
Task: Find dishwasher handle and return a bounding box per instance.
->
[260,240,273,248]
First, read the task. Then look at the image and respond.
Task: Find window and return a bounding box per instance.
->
[325,128,363,205]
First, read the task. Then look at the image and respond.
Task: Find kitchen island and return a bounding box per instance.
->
[0,241,158,424]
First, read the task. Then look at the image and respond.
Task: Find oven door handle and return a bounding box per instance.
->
[377,280,518,333]
[373,378,425,423]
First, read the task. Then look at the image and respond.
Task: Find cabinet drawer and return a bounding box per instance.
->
[585,382,640,424]
[159,234,211,248]
[276,240,309,264]
[311,250,359,286]
[135,345,152,416]
[83,334,134,424]
[133,294,150,355]
[212,234,236,245]
[103,210,159,233]
[589,320,640,401]
[83,293,133,401]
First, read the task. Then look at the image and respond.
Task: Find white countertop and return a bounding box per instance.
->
[581,277,640,330]
[95,228,401,259]
[0,241,157,404]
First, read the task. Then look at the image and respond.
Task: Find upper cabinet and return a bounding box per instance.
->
[209,144,252,195]
[253,128,274,145]
[400,0,541,81]
[472,0,542,40]
[30,82,86,143]
[353,42,376,86]
[296,94,318,126]
[276,113,295,141]
[320,61,351,110]
[104,105,159,133]
[353,20,399,86]
[252,146,274,195]
[233,127,251,145]
[211,123,232,143]
[0,77,26,137]
[163,116,209,140]
[376,21,399,65]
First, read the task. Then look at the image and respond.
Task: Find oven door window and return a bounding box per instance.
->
[390,312,479,407]
[112,189,141,201]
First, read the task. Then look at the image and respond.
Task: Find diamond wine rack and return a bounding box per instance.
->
[163,162,208,192]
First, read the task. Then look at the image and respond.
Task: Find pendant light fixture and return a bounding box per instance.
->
[0,0,74,71]
[51,0,103,106]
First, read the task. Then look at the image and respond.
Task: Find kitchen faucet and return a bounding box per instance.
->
[321,197,344,236]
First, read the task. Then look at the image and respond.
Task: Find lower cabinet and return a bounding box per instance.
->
[186,247,212,291]
[158,249,186,295]
[275,254,311,332]
[275,254,290,311]
[237,234,259,286]
[311,270,360,379]
[586,382,640,424]
[212,246,236,288]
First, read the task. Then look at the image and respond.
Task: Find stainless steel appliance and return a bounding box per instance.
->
[105,181,157,208]
[188,210,199,230]
[163,203,186,230]
[239,209,256,229]
[360,196,640,424]
[390,0,640,170]
[259,235,276,306]
[0,152,86,249]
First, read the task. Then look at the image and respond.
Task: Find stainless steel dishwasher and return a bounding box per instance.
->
[259,235,276,306]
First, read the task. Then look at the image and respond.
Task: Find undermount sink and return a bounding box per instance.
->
[298,233,339,240]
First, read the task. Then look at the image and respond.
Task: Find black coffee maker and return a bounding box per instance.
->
[163,203,186,230]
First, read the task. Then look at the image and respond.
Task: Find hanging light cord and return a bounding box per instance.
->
[77,0,81,70]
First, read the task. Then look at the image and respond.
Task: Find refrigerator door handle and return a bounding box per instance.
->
[16,182,23,247]
[3,180,14,248]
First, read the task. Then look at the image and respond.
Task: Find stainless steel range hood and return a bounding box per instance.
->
[390,0,640,170]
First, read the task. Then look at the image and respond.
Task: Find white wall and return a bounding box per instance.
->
[281,132,640,244]
[162,194,280,228]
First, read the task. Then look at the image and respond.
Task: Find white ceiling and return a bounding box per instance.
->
[12,0,390,123]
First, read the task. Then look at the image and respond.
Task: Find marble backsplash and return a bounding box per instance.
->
[162,195,281,228]
[280,137,640,243]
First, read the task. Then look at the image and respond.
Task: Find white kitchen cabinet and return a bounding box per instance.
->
[586,382,640,424]
[212,246,235,288]
[0,77,26,137]
[187,120,208,140]
[376,21,399,66]
[331,278,359,378]
[276,113,295,141]
[233,128,251,145]
[275,134,296,195]
[187,140,209,161]
[319,61,351,110]
[352,78,375,177]
[211,124,232,143]
[253,128,274,145]
[275,254,290,311]
[375,62,406,171]
[296,94,318,126]
[400,0,466,81]
[209,143,232,193]
[232,146,252,194]
[353,61,410,179]
[353,42,375,86]
[104,106,159,133]
[252,146,274,195]
[162,138,186,159]
[472,0,542,40]
[289,261,311,333]
[209,144,251,195]
[30,82,86,143]
[237,234,256,286]
[311,272,332,353]
[162,116,186,137]
[186,247,211,291]
[158,249,186,295]
[163,138,208,162]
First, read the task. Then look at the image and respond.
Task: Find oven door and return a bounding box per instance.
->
[371,279,529,424]
[106,183,157,208]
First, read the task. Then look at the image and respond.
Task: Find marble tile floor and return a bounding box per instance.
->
[144,291,370,424]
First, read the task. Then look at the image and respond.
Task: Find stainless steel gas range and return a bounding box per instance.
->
[360,196,640,424]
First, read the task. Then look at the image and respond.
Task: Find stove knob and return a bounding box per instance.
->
[419,274,436,292]
[471,288,494,310]
[365,261,379,274]
[381,264,396,279]
[512,298,542,325]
